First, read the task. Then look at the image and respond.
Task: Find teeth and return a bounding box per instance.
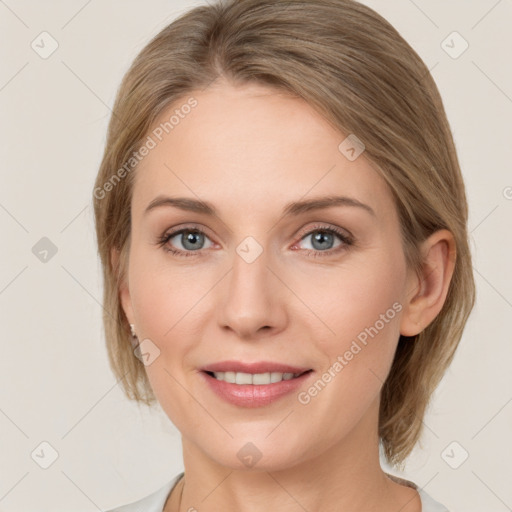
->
[212,371,301,385]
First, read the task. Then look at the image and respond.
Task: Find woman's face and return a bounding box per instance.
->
[119,80,417,470]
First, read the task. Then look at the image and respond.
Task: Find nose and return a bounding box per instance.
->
[216,243,288,340]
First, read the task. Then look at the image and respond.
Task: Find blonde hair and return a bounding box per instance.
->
[93,0,475,467]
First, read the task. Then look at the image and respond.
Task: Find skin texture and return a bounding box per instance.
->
[114,79,456,512]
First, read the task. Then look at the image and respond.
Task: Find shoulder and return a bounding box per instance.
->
[417,488,451,512]
[385,472,450,512]
[105,472,184,512]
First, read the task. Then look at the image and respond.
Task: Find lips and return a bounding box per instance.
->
[200,360,312,374]
[200,367,314,407]
[199,360,314,407]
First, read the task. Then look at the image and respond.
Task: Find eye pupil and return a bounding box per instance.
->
[182,231,203,250]
[312,231,333,250]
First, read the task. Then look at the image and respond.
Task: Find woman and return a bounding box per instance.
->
[93,0,475,510]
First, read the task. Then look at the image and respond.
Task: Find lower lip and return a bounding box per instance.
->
[200,371,314,408]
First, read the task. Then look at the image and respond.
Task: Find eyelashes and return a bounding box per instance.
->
[155,223,354,259]
[157,227,212,257]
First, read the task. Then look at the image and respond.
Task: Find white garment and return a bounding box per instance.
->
[107,471,449,511]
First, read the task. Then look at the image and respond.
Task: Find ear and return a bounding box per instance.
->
[111,247,134,325]
[400,229,456,337]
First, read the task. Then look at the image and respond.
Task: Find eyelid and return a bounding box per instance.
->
[163,223,216,249]
[164,222,215,241]
[294,222,354,244]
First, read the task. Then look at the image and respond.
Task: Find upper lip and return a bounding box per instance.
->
[201,360,312,374]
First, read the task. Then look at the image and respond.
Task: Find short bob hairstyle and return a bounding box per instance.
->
[93,0,476,467]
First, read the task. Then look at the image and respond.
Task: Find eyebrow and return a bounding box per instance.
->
[144,194,375,218]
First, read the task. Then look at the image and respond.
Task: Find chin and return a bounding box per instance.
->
[196,434,312,473]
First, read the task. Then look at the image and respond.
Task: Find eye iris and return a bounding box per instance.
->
[311,231,333,250]
[182,231,203,250]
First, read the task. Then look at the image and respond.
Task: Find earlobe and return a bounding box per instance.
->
[399,229,456,337]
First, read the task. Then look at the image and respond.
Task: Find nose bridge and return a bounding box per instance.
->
[217,236,285,337]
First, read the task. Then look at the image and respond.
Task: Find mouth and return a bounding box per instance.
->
[200,360,313,384]
[203,369,313,385]
[199,362,315,407]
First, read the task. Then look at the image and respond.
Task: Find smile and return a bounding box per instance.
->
[207,370,310,385]
[200,369,314,408]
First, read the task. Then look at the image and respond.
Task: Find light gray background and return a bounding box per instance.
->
[0,1,511,511]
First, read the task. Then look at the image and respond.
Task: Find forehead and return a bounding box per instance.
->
[132,81,393,220]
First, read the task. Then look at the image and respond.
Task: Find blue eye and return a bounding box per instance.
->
[292,225,354,258]
[300,230,342,251]
[159,229,213,256]
[156,223,354,258]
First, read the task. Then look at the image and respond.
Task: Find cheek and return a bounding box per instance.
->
[128,246,203,338]
[292,253,406,435]
[127,252,205,426]
[308,248,407,373]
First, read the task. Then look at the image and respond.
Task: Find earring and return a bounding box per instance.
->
[130,323,137,338]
